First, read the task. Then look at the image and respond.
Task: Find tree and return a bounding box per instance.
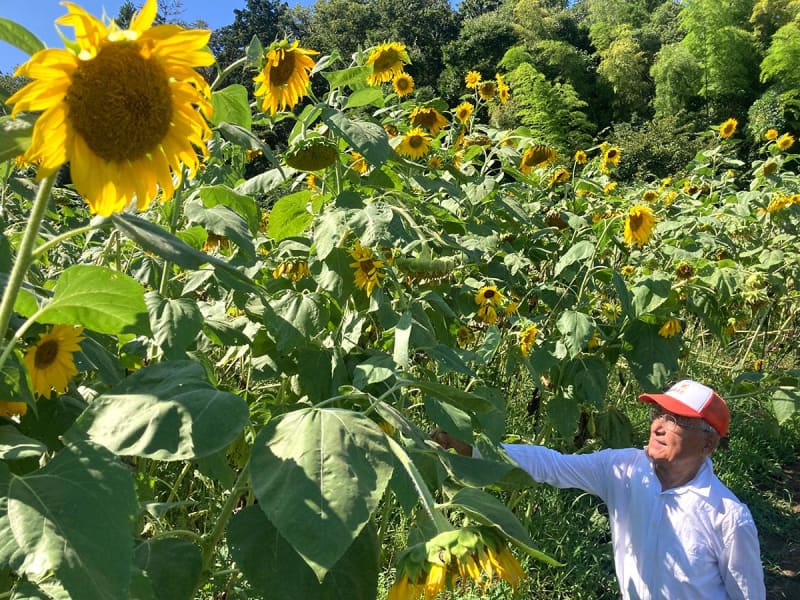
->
[585,0,655,52]
[749,0,800,48]
[597,32,652,120]
[457,0,505,20]
[759,21,800,126]
[306,0,379,63]
[651,42,703,118]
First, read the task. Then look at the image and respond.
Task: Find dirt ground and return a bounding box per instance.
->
[763,461,800,599]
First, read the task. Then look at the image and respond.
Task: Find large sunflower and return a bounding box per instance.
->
[624,205,658,248]
[349,241,386,297]
[409,106,449,135]
[520,145,557,174]
[254,39,318,116]
[23,324,85,398]
[396,128,431,160]
[366,42,409,86]
[7,0,214,216]
[454,101,474,125]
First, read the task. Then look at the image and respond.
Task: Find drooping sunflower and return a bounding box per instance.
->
[0,402,28,418]
[23,324,85,398]
[409,106,449,135]
[520,145,557,174]
[574,149,587,164]
[548,168,570,187]
[624,204,658,248]
[476,303,498,325]
[464,70,482,89]
[719,118,737,139]
[392,72,414,97]
[454,101,474,125]
[642,189,658,202]
[385,573,423,600]
[519,324,538,357]
[6,0,215,216]
[658,319,682,338]
[396,128,431,159]
[477,81,497,101]
[603,146,621,166]
[475,285,504,307]
[366,42,409,86]
[350,151,369,174]
[254,39,318,116]
[776,133,795,152]
[349,241,386,297]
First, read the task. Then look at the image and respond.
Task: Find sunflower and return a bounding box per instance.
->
[719,118,737,139]
[548,168,570,187]
[658,319,681,338]
[475,285,504,307]
[520,145,557,174]
[384,123,399,138]
[409,106,449,135]
[350,151,369,174]
[465,70,482,89]
[396,128,431,159]
[0,402,28,418]
[764,129,778,140]
[349,241,386,297]
[477,81,497,101]
[624,205,658,248]
[476,303,498,325]
[519,324,538,357]
[603,146,621,166]
[428,155,443,169]
[574,149,587,164]
[392,72,414,97]
[254,39,318,116]
[386,574,423,600]
[366,42,409,86]
[454,101,474,125]
[604,181,618,195]
[272,260,310,282]
[497,83,511,104]
[23,324,84,398]
[776,133,795,152]
[642,189,658,202]
[6,0,214,216]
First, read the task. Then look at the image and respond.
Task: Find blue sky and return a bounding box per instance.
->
[1,1,312,73]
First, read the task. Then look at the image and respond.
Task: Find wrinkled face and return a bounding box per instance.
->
[645,408,712,466]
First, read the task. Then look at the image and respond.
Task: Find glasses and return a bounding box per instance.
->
[649,407,714,433]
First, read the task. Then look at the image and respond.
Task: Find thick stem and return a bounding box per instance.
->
[0,175,55,370]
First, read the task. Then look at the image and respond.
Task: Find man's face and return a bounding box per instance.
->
[645,407,711,465]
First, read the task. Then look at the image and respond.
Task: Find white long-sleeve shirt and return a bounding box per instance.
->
[503,445,765,599]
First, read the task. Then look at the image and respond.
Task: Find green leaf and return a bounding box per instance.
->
[344,87,385,110]
[556,310,594,358]
[0,425,46,461]
[27,265,149,335]
[134,539,202,600]
[0,440,137,599]
[321,108,390,167]
[198,185,260,234]
[210,84,252,129]
[0,18,44,57]
[70,360,249,461]
[447,487,560,565]
[267,191,313,242]
[771,388,799,424]
[393,310,412,370]
[235,166,294,196]
[623,320,679,389]
[630,276,672,317]
[563,356,609,408]
[322,66,371,90]
[547,392,580,438]
[184,200,255,260]
[0,115,36,164]
[253,290,329,352]
[145,293,203,359]
[249,408,393,579]
[228,506,380,600]
[554,240,595,277]
[353,353,395,389]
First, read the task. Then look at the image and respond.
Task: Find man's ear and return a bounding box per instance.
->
[704,433,720,456]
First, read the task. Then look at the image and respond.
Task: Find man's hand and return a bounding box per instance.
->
[431,428,473,456]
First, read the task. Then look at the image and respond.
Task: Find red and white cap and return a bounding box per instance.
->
[639,379,730,436]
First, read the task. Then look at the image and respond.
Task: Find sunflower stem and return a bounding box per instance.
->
[0,174,55,370]
[159,187,184,297]
[200,466,249,574]
[211,57,248,92]
[31,220,102,261]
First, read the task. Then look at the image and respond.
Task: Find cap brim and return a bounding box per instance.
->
[638,393,703,419]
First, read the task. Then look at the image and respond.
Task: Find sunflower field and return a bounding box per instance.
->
[0,1,799,599]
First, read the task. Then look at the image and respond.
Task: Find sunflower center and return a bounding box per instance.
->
[270,50,298,86]
[359,259,376,273]
[629,213,644,230]
[484,290,496,300]
[409,135,424,149]
[66,42,172,162]
[34,339,60,369]
[374,50,400,72]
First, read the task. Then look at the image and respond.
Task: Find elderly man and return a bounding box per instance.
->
[436,379,765,599]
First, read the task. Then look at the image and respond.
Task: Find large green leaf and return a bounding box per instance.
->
[267,191,314,241]
[145,293,203,359]
[0,440,137,600]
[771,388,799,424]
[228,506,379,600]
[0,425,46,461]
[210,84,252,129]
[321,108,390,167]
[252,289,329,352]
[70,360,249,461]
[249,408,393,580]
[623,320,679,389]
[556,310,594,358]
[184,200,255,260]
[553,240,595,277]
[0,18,44,57]
[563,356,609,408]
[630,276,672,317]
[198,185,260,234]
[22,265,149,335]
[446,487,559,566]
[134,539,202,600]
